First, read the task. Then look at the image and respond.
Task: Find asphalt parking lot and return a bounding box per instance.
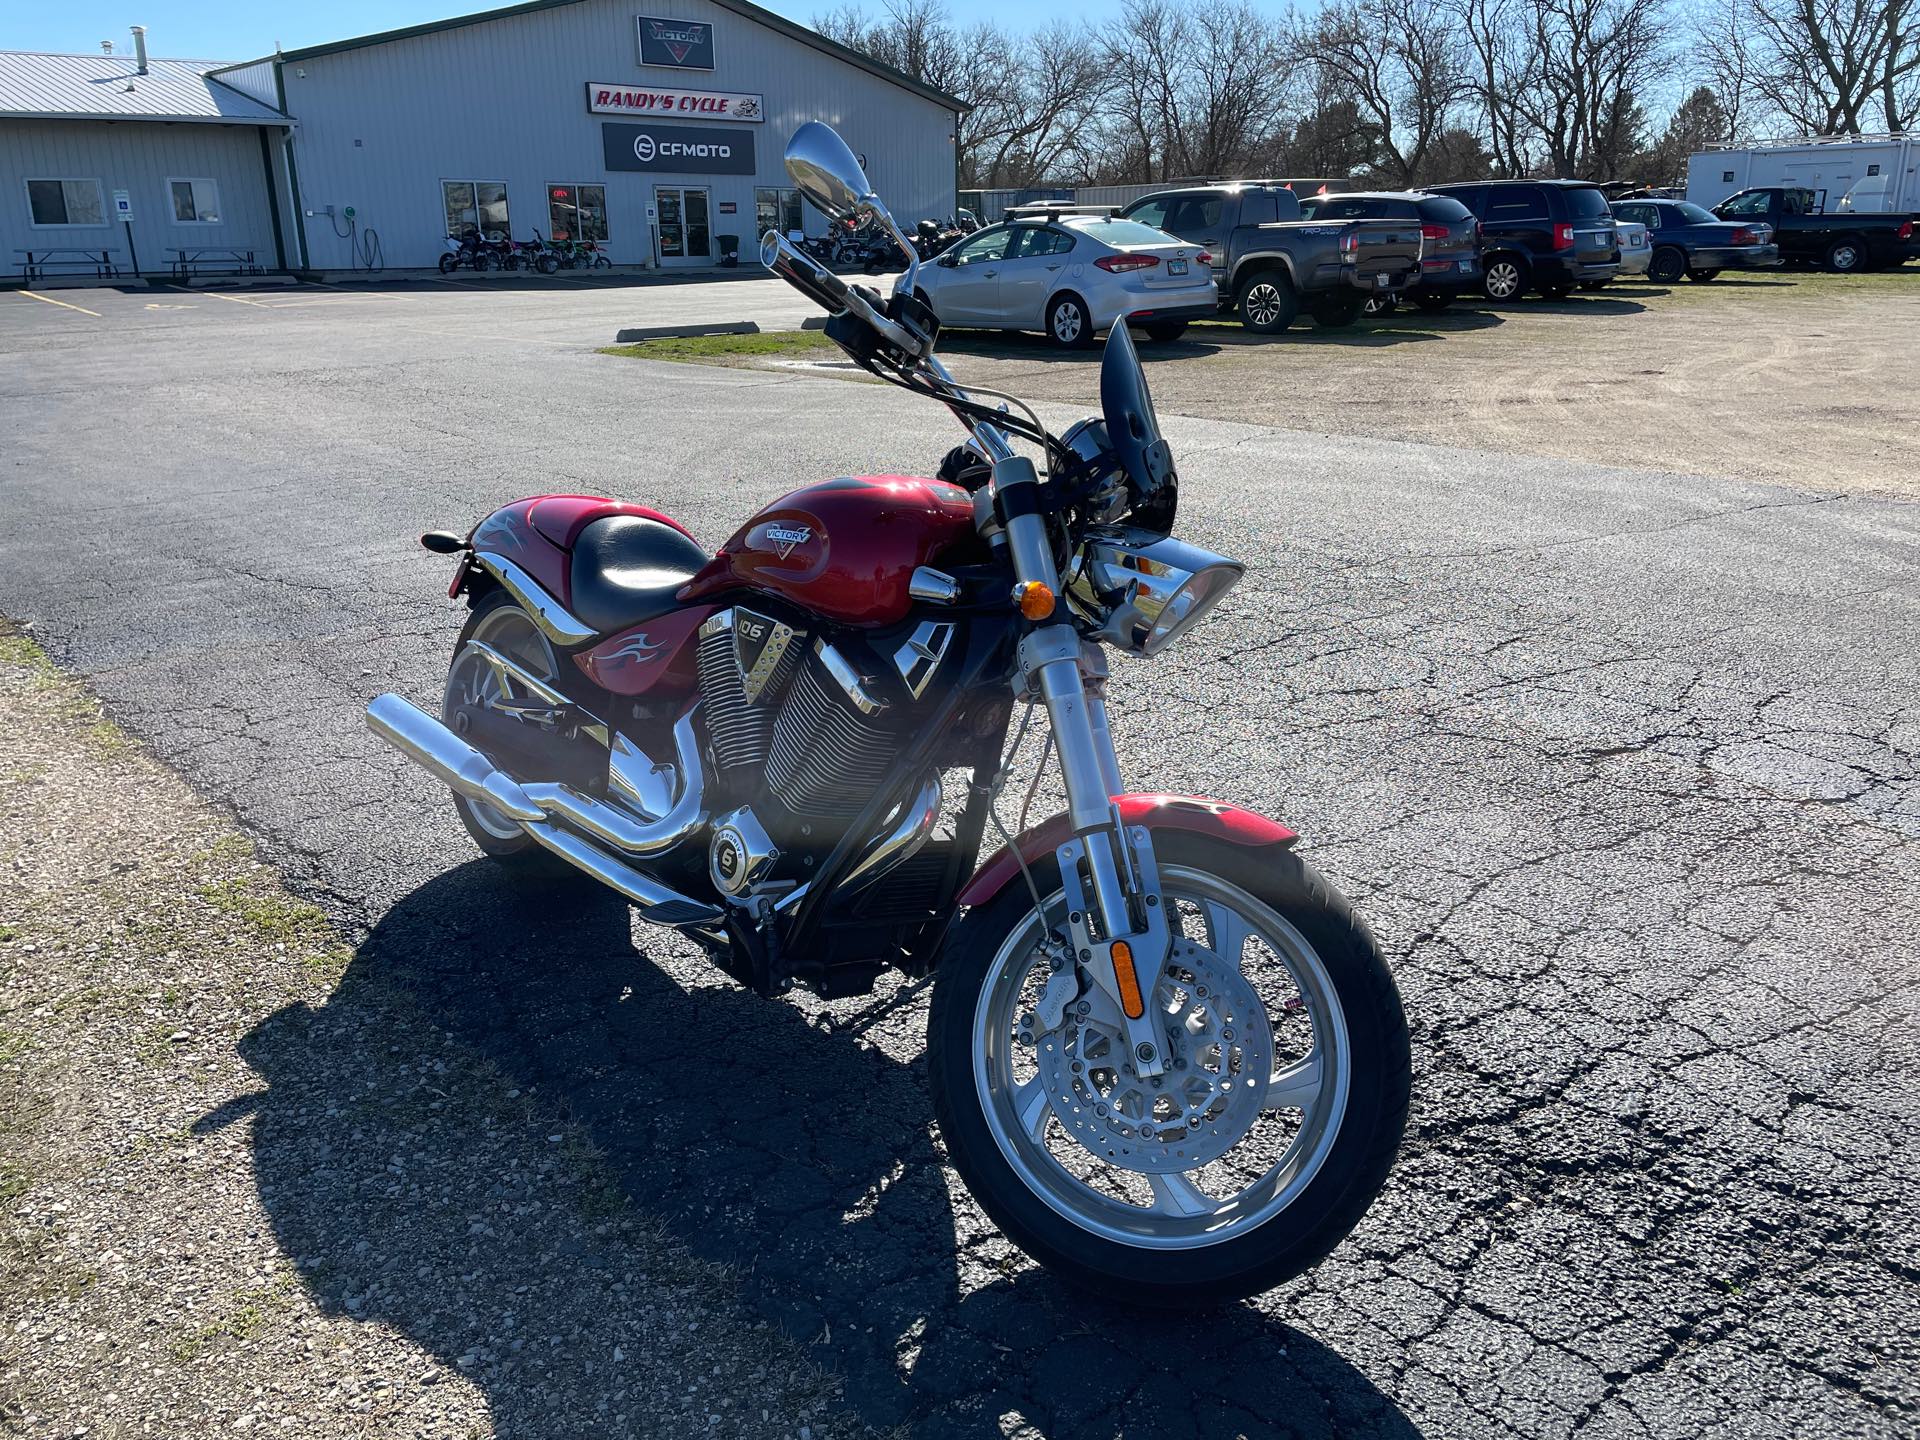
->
[2,272,1917,1438]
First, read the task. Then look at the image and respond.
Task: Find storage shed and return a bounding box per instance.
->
[1,39,292,281]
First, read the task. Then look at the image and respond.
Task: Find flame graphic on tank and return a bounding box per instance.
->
[601,633,665,666]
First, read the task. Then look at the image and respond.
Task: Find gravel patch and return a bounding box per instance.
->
[0,620,864,1439]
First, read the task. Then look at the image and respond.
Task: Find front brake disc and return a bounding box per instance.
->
[1037,938,1273,1174]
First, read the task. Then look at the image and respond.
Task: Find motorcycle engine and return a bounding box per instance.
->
[695,608,923,877]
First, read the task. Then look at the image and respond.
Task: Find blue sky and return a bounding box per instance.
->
[5,0,1130,60]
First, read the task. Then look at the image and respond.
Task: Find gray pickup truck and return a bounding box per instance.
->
[1119,184,1425,332]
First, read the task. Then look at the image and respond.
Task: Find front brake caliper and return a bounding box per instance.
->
[1033,938,1080,1033]
[1053,828,1174,1077]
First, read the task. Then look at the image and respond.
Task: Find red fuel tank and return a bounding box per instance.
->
[681,475,977,626]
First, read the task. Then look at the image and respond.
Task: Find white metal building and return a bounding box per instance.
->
[0,41,293,280]
[4,0,962,278]
[216,0,963,272]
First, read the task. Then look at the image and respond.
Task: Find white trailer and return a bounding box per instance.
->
[1688,134,1919,214]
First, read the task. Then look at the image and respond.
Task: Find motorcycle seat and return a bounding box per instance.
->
[568,515,709,634]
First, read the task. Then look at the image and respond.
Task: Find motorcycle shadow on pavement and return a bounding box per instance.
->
[219,860,1424,1440]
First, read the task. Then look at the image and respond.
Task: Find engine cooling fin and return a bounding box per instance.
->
[765,660,900,819]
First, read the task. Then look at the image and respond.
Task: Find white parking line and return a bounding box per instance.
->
[255,295,405,309]
[16,290,102,318]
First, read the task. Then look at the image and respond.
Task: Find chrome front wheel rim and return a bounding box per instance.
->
[971,866,1353,1249]
[442,605,560,839]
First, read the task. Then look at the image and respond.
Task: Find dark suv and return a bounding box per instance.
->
[1425,180,1620,300]
[1299,191,1482,311]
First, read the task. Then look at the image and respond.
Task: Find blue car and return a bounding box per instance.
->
[1609,198,1781,283]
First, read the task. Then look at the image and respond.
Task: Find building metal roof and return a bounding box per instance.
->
[212,0,966,113]
[0,50,288,125]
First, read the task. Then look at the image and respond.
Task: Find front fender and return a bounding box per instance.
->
[957,794,1298,910]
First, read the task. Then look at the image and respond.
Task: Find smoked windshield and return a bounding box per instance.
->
[1099,322,1177,530]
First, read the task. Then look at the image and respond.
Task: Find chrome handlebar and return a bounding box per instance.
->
[760,229,928,362]
[761,228,1017,465]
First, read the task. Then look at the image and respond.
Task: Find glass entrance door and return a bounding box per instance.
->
[654,187,711,266]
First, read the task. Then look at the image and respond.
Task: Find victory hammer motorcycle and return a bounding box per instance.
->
[367,123,1409,1306]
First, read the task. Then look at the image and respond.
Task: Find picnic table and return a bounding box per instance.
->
[15,249,120,283]
[167,248,265,280]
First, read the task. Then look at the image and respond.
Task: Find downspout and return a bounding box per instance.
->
[274,59,311,271]
[259,126,288,272]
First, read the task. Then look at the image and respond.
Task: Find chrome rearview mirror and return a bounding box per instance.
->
[785,122,876,225]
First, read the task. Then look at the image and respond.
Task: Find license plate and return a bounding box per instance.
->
[1375,273,1391,288]
[1458,258,1475,273]
[1169,258,1188,275]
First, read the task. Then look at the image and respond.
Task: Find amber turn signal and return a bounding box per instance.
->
[1014,580,1056,620]
[1110,939,1145,1019]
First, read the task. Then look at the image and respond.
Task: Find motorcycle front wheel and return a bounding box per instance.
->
[928,830,1409,1307]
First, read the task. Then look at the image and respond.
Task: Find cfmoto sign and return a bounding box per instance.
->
[602,122,757,175]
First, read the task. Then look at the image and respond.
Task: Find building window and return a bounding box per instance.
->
[26,178,105,227]
[547,184,608,243]
[443,180,510,240]
[169,178,222,224]
[755,186,803,237]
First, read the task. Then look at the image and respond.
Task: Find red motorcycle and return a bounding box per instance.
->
[369,123,1408,1306]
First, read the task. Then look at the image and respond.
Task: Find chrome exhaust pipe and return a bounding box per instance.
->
[366,692,722,928]
[368,691,544,823]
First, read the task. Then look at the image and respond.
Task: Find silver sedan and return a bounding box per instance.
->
[913,214,1218,347]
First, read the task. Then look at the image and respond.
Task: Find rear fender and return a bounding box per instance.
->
[957,794,1298,910]
[463,494,696,610]
[1231,252,1300,292]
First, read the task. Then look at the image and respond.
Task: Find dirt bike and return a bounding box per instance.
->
[439,230,496,273]
[508,232,561,274]
[368,123,1409,1306]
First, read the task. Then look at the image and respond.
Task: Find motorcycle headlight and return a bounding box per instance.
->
[1067,531,1243,657]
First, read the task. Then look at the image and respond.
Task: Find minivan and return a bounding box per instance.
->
[1424,180,1621,300]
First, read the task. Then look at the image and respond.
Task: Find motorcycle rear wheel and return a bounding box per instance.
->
[928,831,1408,1307]
[441,593,564,865]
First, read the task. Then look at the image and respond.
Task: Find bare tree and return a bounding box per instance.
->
[1691,0,1761,137]
[1298,0,1471,185]
[1751,0,1892,130]
[1097,0,1295,181]
[1454,0,1537,173]
[814,0,1021,186]
[971,20,1112,186]
[1880,0,1920,127]
[1455,0,1671,177]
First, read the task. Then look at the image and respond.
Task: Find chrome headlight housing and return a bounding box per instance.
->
[1066,529,1244,657]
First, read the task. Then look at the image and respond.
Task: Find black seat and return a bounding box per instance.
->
[567,515,709,635]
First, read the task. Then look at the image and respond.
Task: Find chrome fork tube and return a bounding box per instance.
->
[989,452,1136,942]
[1035,644,1131,935]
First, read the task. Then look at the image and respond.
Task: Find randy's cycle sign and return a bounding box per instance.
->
[636,15,715,70]
[601,122,757,174]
